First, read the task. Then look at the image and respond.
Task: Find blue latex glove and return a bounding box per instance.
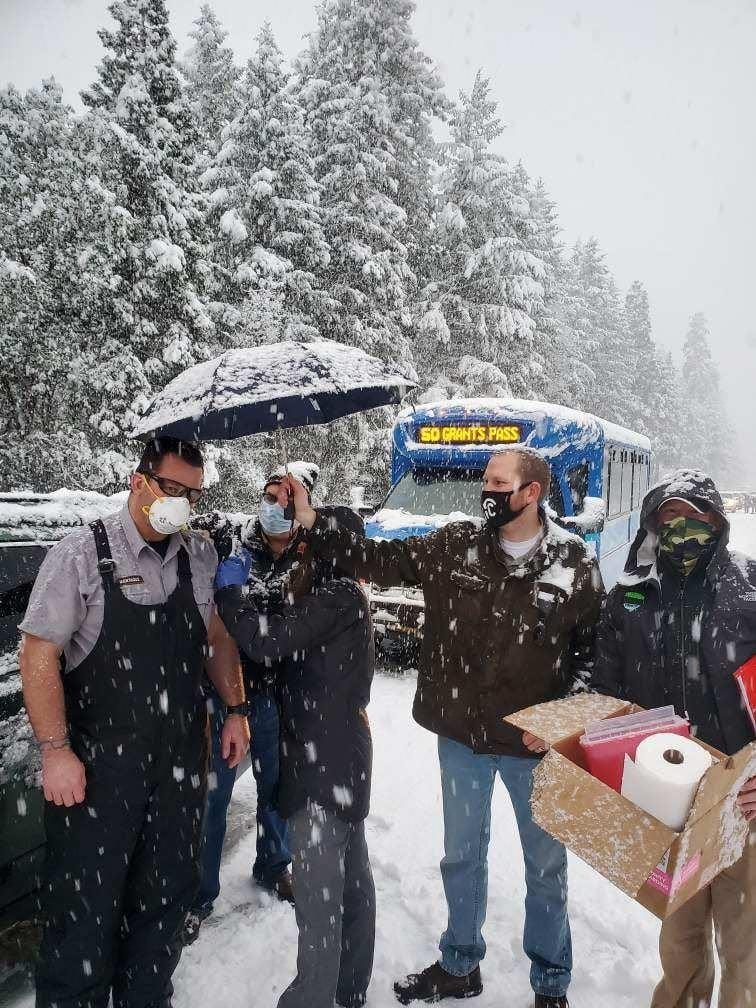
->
[215,549,253,590]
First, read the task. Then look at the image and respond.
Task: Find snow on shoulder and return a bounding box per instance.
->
[546,515,589,548]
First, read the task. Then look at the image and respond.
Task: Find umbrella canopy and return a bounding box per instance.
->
[133,339,418,442]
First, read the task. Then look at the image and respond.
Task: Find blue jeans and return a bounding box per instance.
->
[195,689,291,914]
[437,736,572,998]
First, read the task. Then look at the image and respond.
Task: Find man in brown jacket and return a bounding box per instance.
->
[283,445,604,1008]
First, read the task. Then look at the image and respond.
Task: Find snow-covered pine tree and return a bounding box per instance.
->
[622,279,691,467]
[202,22,331,342]
[556,238,635,425]
[293,0,445,365]
[551,243,596,412]
[283,0,446,498]
[417,73,547,399]
[624,280,660,435]
[680,312,732,480]
[508,167,563,399]
[0,80,113,489]
[180,4,242,157]
[653,348,685,476]
[80,0,216,485]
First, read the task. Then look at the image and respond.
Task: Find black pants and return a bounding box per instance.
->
[35,745,206,1008]
[278,802,375,1008]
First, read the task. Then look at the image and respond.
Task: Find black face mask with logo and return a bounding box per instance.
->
[480,483,532,529]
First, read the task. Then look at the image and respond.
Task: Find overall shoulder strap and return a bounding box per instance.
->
[90,519,116,589]
[177,541,193,582]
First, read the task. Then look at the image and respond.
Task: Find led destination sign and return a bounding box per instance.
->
[417,424,522,445]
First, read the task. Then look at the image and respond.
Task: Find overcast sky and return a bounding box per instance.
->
[2,0,754,481]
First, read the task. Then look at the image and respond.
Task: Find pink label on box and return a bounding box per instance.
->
[671,853,701,897]
[646,852,702,899]
[647,865,673,895]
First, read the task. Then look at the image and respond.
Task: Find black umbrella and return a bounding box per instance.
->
[133,338,417,457]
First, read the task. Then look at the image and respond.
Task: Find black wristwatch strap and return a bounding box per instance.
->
[225,701,250,717]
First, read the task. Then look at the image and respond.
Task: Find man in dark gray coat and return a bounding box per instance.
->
[593,468,756,1008]
[214,508,375,1008]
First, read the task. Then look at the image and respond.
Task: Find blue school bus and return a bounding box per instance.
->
[364,398,651,649]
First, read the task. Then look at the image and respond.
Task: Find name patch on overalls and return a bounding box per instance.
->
[118,575,145,587]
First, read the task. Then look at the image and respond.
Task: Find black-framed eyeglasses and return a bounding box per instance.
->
[140,471,203,504]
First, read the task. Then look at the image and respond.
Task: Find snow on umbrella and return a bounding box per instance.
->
[133,339,417,443]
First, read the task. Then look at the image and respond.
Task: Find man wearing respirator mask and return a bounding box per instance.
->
[19,436,249,1008]
[593,469,756,1008]
[284,446,605,1008]
[182,461,321,946]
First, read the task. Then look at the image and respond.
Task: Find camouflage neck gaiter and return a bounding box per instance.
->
[657,516,718,577]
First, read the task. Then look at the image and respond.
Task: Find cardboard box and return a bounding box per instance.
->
[505,694,756,919]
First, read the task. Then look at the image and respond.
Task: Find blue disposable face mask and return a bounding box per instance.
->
[259,497,296,535]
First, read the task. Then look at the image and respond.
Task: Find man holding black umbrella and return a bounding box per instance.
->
[282,447,604,1008]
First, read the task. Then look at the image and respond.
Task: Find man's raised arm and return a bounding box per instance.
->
[285,475,432,589]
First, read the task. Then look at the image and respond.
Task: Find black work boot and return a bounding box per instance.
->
[393,963,482,1004]
[534,995,569,1008]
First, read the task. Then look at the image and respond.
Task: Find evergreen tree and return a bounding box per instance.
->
[680,313,731,479]
[0,80,111,489]
[180,4,242,157]
[653,348,685,475]
[203,22,331,340]
[509,167,562,399]
[624,280,657,433]
[294,0,445,364]
[556,238,635,425]
[552,242,598,411]
[80,0,216,483]
[416,73,547,399]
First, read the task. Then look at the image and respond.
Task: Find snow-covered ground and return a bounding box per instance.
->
[174,674,663,1008]
[171,514,756,1008]
[7,514,756,1007]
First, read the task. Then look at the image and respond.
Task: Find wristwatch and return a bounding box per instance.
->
[225,701,250,718]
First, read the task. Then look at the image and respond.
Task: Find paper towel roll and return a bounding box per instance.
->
[621,733,714,831]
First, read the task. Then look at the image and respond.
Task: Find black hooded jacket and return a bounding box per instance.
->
[216,574,374,822]
[215,507,374,823]
[593,470,756,755]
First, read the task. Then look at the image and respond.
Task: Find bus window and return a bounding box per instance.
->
[548,479,565,517]
[566,463,589,514]
[632,454,643,507]
[621,451,633,513]
[608,449,622,517]
[381,468,483,517]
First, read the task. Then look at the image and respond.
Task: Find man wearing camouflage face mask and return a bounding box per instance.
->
[593,468,756,1008]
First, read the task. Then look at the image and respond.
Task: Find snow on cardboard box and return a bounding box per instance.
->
[505,693,756,920]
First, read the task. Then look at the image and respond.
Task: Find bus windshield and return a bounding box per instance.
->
[381,469,483,517]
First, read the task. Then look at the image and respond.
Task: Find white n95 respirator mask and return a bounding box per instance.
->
[140,479,192,534]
